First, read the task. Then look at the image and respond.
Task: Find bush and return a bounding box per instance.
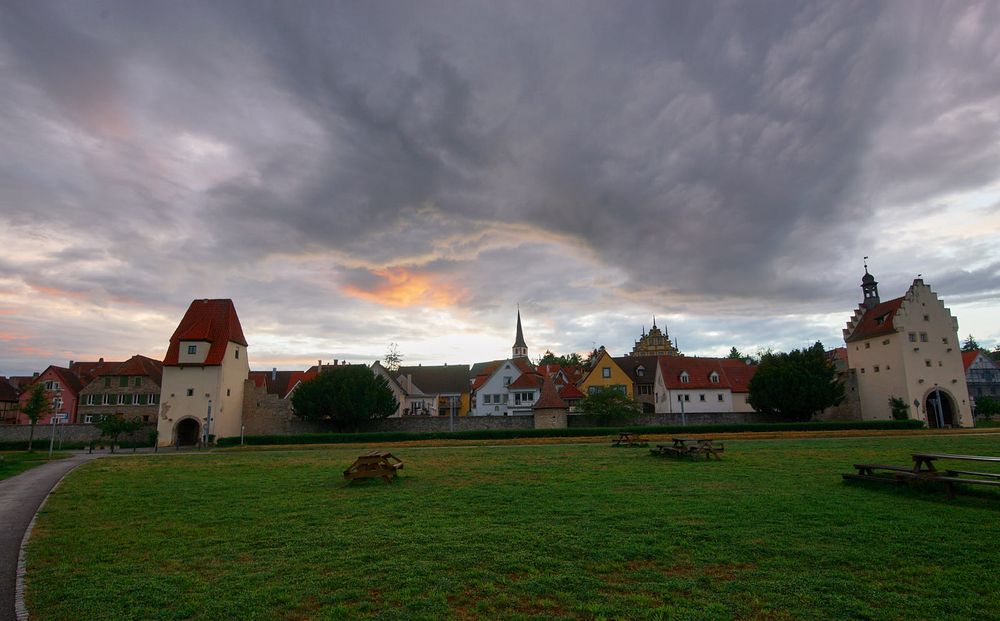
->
[216,419,925,447]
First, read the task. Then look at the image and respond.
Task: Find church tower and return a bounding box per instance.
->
[512,309,528,359]
[861,259,880,310]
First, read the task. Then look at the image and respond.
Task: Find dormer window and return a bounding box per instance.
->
[874,313,889,326]
[188,345,197,355]
[709,372,719,384]
[636,366,645,377]
[680,372,689,384]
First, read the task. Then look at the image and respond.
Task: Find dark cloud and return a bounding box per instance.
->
[1,0,999,374]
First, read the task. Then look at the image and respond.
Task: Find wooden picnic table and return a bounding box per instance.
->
[651,437,724,460]
[343,451,404,484]
[612,432,648,447]
[845,453,1000,498]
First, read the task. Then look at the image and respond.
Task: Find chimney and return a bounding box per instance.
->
[271,368,277,381]
[334,359,338,366]
[318,360,322,370]
[99,357,104,363]
[69,360,74,367]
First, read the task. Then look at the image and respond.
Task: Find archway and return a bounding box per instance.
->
[175,418,201,446]
[925,389,956,428]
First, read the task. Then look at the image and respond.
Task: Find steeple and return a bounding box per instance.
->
[512,308,528,359]
[861,257,879,311]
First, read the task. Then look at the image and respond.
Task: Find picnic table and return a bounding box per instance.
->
[612,432,649,447]
[845,453,1000,498]
[651,437,724,460]
[343,451,404,484]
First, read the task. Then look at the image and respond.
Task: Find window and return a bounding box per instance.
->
[118,376,127,387]
[709,372,719,384]
[188,345,197,355]
[920,333,928,342]
[504,376,512,386]
[143,415,150,423]
[861,368,866,374]
[925,360,932,368]
[923,314,930,321]
[882,339,890,345]
[44,380,59,390]
[680,372,689,383]
[226,389,231,396]
[186,388,194,396]
[602,367,611,378]
[104,377,111,387]
[639,384,652,395]
[137,394,148,405]
[84,415,93,423]
[118,394,133,405]
[149,394,159,405]
[53,397,63,409]
[865,342,871,349]
[909,332,917,342]
[717,394,724,402]
[134,377,142,387]
[684,394,690,402]
[699,394,706,401]
[636,366,645,377]
[874,365,880,373]
[235,349,239,359]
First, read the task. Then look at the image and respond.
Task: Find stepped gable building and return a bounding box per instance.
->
[843,266,972,427]
[78,355,163,424]
[629,318,681,357]
[157,299,250,446]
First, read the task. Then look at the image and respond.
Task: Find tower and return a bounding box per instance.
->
[512,309,528,359]
[861,259,879,310]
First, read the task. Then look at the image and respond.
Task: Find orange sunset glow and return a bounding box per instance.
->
[341,267,465,308]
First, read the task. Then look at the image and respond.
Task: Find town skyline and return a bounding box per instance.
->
[2,1,999,376]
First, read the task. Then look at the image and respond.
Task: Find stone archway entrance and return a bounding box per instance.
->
[925,390,956,428]
[175,418,201,446]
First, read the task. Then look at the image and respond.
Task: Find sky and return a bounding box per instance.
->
[2,0,999,376]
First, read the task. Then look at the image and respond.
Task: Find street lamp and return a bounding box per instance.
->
[203,399,213,447]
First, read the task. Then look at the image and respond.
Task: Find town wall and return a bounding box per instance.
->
[0,423,156,445]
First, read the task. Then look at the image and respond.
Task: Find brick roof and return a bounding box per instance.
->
[163,299,247,366]
[657,357,731,390]
[70,359,123,385]
[612,355,658,383]
[962,350,979,371]
[557,382,585,400]
[719,359,756,394]
[508,372,544,390]
[0,378,19,402]
[533,376,567,410]
[249,370,300,398]
[844,297,904,343]
[104,355,163,386]
[24,366,84,396]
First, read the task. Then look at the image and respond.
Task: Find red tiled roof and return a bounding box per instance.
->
[962,350,979,371]
[511,358,535,374]
[23,366,85,396]
[533,376,567,410]
[106,355,163,386]
[163,299,248,366]
[0,378,19,402]
[719,359,756,393]
[509,372,543,390]
[70,359,123,385]
[558,382,585,400]
[845,297,904,343]
[658,357,731,390]
[470,374,490,392]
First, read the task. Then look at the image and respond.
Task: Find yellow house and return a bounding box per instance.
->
[578,350,633,398]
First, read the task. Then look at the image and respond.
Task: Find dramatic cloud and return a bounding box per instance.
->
[1,0,999,374]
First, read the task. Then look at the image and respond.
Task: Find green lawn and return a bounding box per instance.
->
[0,451,68,481]
[26,435,1000,620]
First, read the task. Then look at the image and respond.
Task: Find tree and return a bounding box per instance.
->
[585,346,606,368]
[383,342,403,373]
[888,396,910,421]
[962,334,981,352]
[21,383,51,452]
[726,347,743,360]
[991,346,1000,364]
[748,341,844,422]
[538,350,584,367]
[292,365,398,431]
[94,414,144,453]
[975,396,1000,421]
[576,387,642,425]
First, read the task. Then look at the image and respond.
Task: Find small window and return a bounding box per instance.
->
[104,377,111,387]
[710,372,719,384]
[143,415,150,423]
[865,342,871,349]
[923,314,930,321]
[920,333,928,342]
[925,360,932,368]
[235,349,240,359]
[226,389,231,396]
[636,366,645,377]
[137,394,148,405]
[882,339,890,345]
[874,365,880,373]
[680,372,690,383]
[861,368,866,374]
[188,345,197,355]
[684,394,690,402]
[134,377,142,387]
[909,332,917,343]
[602,367,611,378]
[150,394,159,405]
[119,376,129,387]
[186,388,194,396]
[103,394,114,405]
[677,394,684,402]
[504,376,512,386]
[941,337,948,344]
[699,394,706,401]
[717,394,724,402]
[84,415,93,423]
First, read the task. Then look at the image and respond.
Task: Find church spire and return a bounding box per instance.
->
[861,257,880,310]
[512,308,528,359]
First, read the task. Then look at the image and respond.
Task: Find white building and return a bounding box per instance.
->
[843,269,972,427]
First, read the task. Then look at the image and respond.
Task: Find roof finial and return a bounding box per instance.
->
[863,256,869,274]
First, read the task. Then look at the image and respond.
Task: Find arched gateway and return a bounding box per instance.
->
[925,389,957,428]
[175,418,201,446]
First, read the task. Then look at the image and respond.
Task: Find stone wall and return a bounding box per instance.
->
[816,370,863,422]
[567,411,782,427]
[241,381,327,435]
[369,414,534,433]
[0,423,157,445]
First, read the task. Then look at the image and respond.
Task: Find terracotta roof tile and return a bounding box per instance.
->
[962,350,979,371]
[845,297,904,343]
[557,382,585,400]
[657,357,732,390]
[163,299,247,366]
[508,372,543,390]
[533,376,567,410]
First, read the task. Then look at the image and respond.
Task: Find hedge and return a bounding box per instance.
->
[216,419,925,447]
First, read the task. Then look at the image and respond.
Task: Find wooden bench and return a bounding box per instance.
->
[344,451,404,484]
[651,438,724,460]
[613,432,649,447]
[844,454,1000,498]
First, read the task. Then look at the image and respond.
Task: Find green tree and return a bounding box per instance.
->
[975,396,1000,421]
[21,383,52,452]
[292,365,398,431]
[727,347,743,360]
[383,342,403,373]
[991,345,1000,364]
[576,386,642,425]
[585,346,606,368]
[962,334,981,352]
[94,414,144,453]
[538,350,584,367]
[888,396,910,421]
[748,341,844,422]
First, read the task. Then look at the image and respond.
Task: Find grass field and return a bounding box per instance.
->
[0,451,68,481]
[26,434,1000,620]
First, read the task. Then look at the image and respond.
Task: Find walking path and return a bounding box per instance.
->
[0,454,100,621]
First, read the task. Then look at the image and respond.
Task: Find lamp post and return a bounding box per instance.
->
[679,393,687,426]
[203,399,213,447]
